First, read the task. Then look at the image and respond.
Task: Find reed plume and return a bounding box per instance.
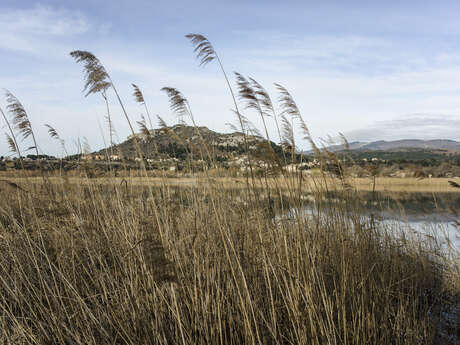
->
[235,74,272,138]
[132,83,154,130]
[137,115,151,138]
[235,73,280,166]
[1,106,22,161]
[156,115,169,131]
[251,78,289,167]
[275,83,321,158]
[250,79,284,145]
[5,90,39,157]
[249,78,273,117]
[69,51,111,96]
[160,87,189,124]
[275,83,311,144]
[5,134,18,155]
[280,114,295,151]
[185,34,217,66]
[235,73,259,111]
[161,87,214,165]
[132,83,145,104]
[45,124,67,155]
[45,124,59,140]
[70,50,137,139]
[275,84,298,160]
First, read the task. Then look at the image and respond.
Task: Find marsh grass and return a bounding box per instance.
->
[0,33,458,345]
[0,176,458,345]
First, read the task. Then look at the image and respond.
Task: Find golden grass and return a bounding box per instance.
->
[2,175,460,193]
[0,175,458,344]
[350,177,460,192]
[0,33,458,344]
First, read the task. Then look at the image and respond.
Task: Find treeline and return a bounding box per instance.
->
[340,149,460,166]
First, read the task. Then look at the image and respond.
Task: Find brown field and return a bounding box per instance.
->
[2,175,459,193]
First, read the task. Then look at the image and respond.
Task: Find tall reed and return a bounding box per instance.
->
[0,33,457,345]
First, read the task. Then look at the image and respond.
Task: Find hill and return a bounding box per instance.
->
[93,124,285,163]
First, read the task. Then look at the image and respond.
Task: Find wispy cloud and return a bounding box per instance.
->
[0,5,102,56]
[345,114,460,142]
[0,5,90,36]
[234,32,460,78]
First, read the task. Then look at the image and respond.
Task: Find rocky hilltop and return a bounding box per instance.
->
[93,124,280,162]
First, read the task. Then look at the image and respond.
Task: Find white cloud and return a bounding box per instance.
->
[344,114,460,142]
[0,5,101,56]
[0,5,90,37]
[232,31,460,83]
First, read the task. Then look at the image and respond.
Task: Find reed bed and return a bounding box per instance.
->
[0,33,459,345]
[0,177,458,345]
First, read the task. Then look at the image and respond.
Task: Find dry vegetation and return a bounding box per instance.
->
[0,176,459,345]
[0,33,459,345]
[2,175,460,193]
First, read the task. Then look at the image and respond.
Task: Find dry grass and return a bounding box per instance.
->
[2,175,460,193]
[350,177,460,193]
[0,175,458,345]
[0,33,459,345]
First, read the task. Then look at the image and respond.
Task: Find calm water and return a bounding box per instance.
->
[299,191,460,255]
[361,191,459,254]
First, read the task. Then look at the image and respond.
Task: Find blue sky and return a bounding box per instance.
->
[1,0,460,156]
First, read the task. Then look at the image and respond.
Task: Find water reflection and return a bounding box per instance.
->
[305,191,460,254]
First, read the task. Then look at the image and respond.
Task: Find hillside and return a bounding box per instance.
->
[93,124,284,162]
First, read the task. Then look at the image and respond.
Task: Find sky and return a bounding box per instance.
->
[1,0,460,156]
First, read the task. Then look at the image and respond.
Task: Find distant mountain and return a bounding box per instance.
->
[361,139,460,151]
[305,139,460,154]
[310,141,368,152]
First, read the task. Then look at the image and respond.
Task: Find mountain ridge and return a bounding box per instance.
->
[305,139,460,154]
